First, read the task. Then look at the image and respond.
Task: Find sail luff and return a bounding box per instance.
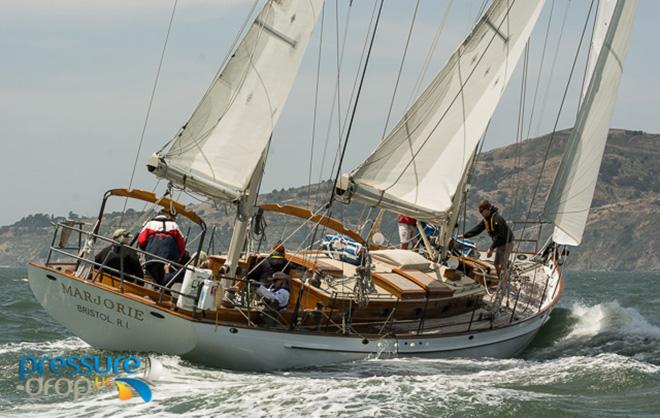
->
[544,0,637,246]
[149,0,324,201]
[338,0,545,224]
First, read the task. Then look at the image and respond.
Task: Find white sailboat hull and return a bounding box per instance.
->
[27,264,558,371]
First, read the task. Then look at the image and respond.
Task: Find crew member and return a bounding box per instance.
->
[137,208,186,285]
[254,271,290,311]
[248,242,290,284]
[462,200,514,279]
[397,214,418,249]
[94,228,143,281]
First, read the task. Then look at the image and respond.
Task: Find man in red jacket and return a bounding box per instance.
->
[137,209,186,285]
[397,214,418,250]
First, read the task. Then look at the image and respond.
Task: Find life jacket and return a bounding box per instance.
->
[483,216,495,233]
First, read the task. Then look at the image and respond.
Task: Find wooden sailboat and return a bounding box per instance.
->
[26,0,637,371]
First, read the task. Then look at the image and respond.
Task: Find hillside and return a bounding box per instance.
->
[1,129,658,271]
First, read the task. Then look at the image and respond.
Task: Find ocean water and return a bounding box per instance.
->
[1,267,659,417]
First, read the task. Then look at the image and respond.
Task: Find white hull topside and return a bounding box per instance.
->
[27,263,561,371]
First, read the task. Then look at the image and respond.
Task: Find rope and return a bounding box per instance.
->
[520,0,596,241]
[327,0,382,188]
[380,0,420,140]
[534,0,572,135]
[524,0,555,140]
[329,0,385,207]
[408,0,453,106]
[510,42,530,220]
[306,4,326,209]
[315,1,355,201]
[120,0,178,226]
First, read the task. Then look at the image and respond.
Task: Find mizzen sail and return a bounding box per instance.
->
[544,0,638,246]
[338,0,544,224]
[149,0,323,201]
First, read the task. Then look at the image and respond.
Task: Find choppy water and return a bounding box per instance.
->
[1,267,659,417]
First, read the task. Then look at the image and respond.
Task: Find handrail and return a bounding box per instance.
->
[259,203,366,245]
[106,188,204,225]
[45,222,203,308]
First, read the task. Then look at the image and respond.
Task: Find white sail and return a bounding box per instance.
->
[337,0,544,224]
[149,0,324,201]
[544,0,637,246]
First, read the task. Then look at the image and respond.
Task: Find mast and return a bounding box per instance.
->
[224,151,267,283]
[438,145,479,260]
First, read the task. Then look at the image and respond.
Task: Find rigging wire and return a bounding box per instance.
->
[408,0,454,106]
[511,42,530,220]
[315,1,355,198]
[154,0,261,156]
[358,0,520,188]
[520,0,596,240]
[380,0,420,140]
[578,0,600,112]
[524,0,556,140]
[534,0,572,136]
[307,3,326,209]
[120,0,178,226]
[322,0,375,189]
[329,0,385,207]
[327,0,381,180]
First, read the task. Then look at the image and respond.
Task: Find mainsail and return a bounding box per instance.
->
[337,0,544,224]
[148,0,324,201]
[543,0,638,246]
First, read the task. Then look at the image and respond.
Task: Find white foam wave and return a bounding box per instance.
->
[564,300,660,341]
[0,337,88,355]
[8,353,657,418]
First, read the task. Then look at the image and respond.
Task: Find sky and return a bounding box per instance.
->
[0,0,658,226]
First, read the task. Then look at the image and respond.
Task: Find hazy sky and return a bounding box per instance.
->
[1,0,658,226]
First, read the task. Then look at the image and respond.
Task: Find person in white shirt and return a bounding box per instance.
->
[254,271,290,311]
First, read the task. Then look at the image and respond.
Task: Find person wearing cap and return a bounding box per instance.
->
[397,214,418,249]
[461,200,514,279]
[137,208,186,285]
[253,271,290,311]
[247,242,290,284]
[94,229,144,281]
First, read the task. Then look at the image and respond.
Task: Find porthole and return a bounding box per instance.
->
[229,328,238,334]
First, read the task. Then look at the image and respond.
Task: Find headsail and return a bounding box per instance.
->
[148,0,324,201]
[543,0,637,246]
[337,0,544,224]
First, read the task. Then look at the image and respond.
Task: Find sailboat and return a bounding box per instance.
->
[26,0,637,371]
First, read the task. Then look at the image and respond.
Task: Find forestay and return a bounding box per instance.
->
[544,0,637,246]
[149,0,324,201]
[337,0,544,224]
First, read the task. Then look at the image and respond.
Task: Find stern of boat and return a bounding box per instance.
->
[27,263,198,355]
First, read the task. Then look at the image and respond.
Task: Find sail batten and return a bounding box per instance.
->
[150,0,324,200]
[339,0,545,224]
[544,0,638,246]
